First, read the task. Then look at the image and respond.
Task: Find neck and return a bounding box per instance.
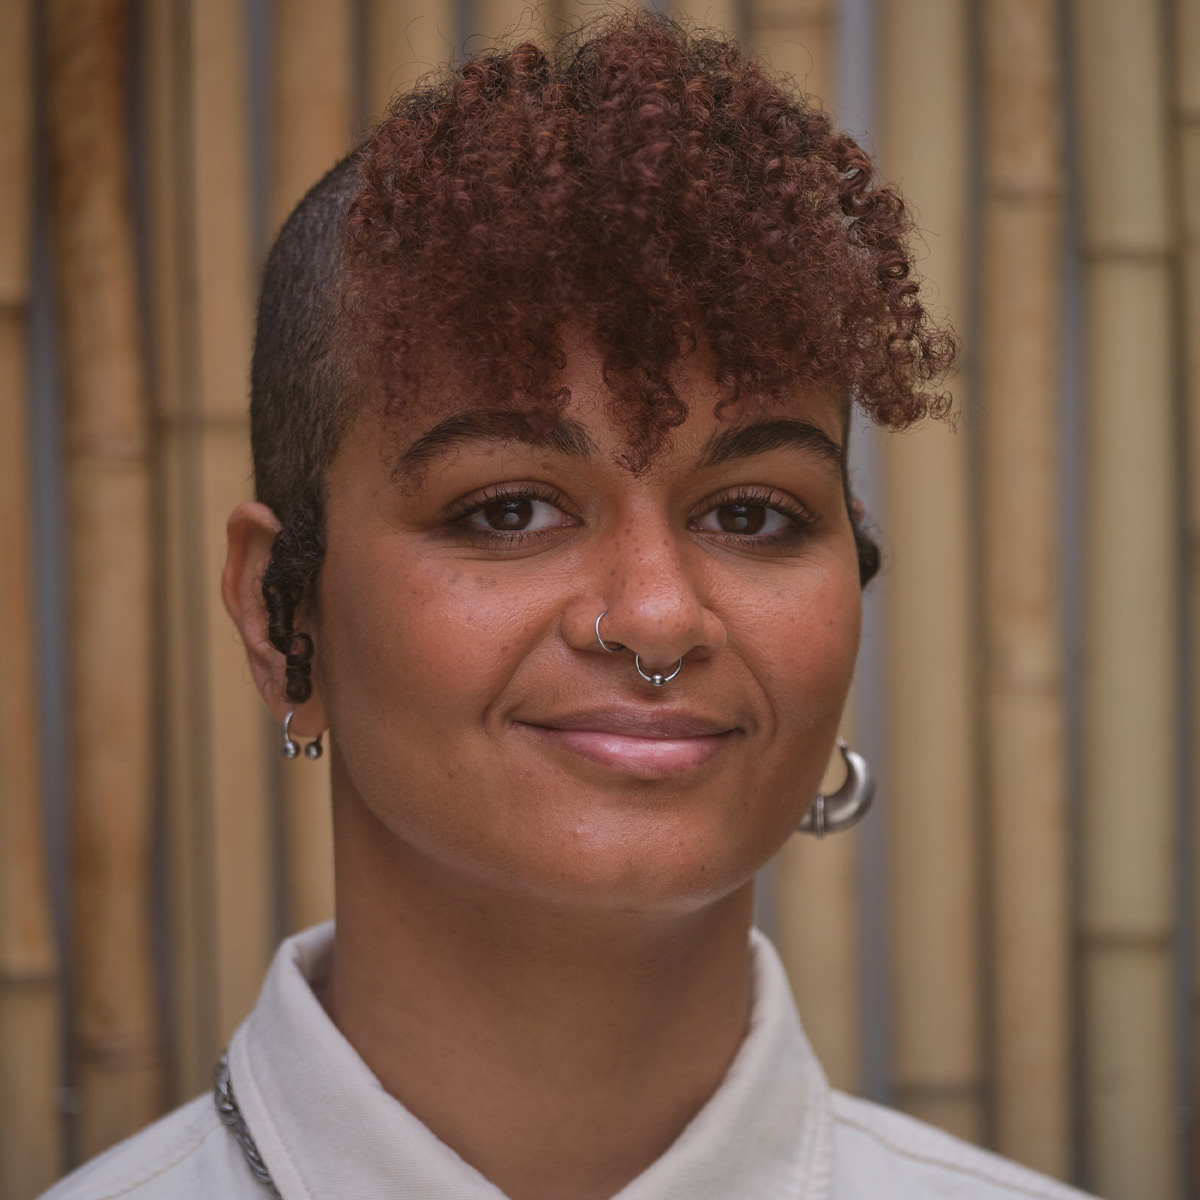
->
[324,785,755,1200]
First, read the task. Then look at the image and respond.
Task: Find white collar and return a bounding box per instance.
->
[227,923,834,1199]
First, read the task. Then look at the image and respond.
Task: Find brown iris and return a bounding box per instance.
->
[483,498,534,530]
[716,503,767,535]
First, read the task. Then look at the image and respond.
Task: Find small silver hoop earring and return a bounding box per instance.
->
[281,711,300,760]
[634,654,684,688]
[798,738,875,838]
[595,611,625,653]
[282,711,324,761]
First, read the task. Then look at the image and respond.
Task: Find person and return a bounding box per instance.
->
[43,12,1096,1200]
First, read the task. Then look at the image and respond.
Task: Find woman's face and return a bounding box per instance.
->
[312,338,861,913]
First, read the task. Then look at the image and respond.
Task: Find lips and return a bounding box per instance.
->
[516,707,739,776]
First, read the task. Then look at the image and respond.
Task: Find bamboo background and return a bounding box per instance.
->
[3,0,1196,1197]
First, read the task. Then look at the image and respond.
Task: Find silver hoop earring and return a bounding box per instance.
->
[281,711,300,760]
[595,611,625,653]
[798,739,875,838]
[282,711,324,761]
[633,655,684,688]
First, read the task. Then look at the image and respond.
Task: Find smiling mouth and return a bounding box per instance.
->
[515,710,740,777]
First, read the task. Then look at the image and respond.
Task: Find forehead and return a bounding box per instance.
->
[368,335,848,484]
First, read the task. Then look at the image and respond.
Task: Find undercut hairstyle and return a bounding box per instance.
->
[251,11,956,704]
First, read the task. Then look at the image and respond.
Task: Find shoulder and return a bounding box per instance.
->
[830,1092,1099,1200]
[39,1095,258,1200]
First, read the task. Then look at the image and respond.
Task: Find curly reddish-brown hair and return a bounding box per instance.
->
[344,12,953,461]
[252,11,956,703]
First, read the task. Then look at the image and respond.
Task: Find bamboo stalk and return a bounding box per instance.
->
[0,3,64,1190]
[772,693,862,1093]
[670,0,741,40]
[476,0,540,41]
[544,0,608,35]
[1179,5,1200,1194]
[1070,2,1178,1197]
[877,0,983,1144]
[142,0,204,1100]
[978,0,1069,1178]
[368,0,457,118]
[750,0,832,111]
[45,0,163,1158]
[273,0,355,230]
[0,324,62,1194]
[269,0,353,934]
[144,0,276,1099]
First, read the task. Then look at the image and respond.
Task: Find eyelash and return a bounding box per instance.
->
[444,485,818,547]
[444,484,577,547]
[691,487,818,548]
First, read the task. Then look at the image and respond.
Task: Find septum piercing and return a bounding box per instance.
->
[596,610,684,687]
[634,654,684,688]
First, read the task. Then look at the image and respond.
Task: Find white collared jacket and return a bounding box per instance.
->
[41,925,1099,1200]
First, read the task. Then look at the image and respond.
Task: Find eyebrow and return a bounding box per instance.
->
[394,410,598,477]
[697,417,845,472]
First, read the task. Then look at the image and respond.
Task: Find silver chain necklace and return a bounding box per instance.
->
[213,1054,281,1196]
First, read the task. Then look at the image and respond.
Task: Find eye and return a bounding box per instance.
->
[693,500,795,537]
[463,495,573,534]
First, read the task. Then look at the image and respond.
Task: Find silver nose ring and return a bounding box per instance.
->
[595,611,625,653]
[634,655,684,688]
[596,611,683,687]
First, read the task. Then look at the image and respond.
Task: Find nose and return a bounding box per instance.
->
[578,509,726,673]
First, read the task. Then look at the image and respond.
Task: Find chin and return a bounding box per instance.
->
[464,793,794,915]
[334,735,816,916]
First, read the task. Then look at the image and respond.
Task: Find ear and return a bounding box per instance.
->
[222,501,328,737]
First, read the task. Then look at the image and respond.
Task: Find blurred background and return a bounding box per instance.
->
[0,0,1195,1196]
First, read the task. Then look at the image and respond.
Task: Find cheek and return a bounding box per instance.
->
[317,545,548,732]
[741,568,862,840]
[313,541,560,869]
[733,563,861,740]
